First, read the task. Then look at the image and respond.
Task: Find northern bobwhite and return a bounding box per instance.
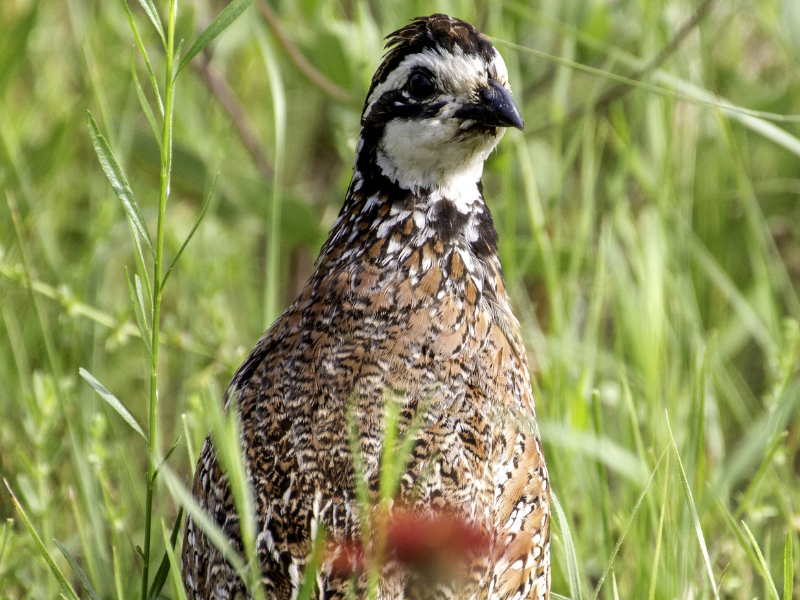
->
[182,14,550,600]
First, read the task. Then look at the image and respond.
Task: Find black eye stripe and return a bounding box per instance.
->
[365,88,448,127]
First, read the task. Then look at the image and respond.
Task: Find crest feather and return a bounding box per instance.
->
[365,14,495,109]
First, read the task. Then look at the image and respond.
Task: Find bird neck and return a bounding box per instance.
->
[317,133,503,287]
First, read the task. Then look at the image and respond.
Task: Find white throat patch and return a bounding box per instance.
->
[375,119,497,207]
[365,45,511,203]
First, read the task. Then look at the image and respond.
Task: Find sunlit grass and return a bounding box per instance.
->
[1,0,799,598]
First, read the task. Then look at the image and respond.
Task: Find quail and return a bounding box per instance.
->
[182,14,550,600]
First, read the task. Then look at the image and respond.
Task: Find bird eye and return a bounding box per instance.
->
[408,72,436,100]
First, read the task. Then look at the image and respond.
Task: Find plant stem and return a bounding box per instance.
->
[141,2,177,598]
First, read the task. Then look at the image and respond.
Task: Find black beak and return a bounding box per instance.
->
[454,80,525,131]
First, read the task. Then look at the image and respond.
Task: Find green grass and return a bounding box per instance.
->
[2,0,800,598]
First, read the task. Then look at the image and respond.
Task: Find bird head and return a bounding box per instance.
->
[357,14,523,196]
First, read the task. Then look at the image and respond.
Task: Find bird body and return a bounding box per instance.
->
[183,14,550,600]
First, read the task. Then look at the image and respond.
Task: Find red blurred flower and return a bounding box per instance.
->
[326,507,491,581]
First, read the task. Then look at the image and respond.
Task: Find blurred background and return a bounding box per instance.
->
[1,0,799,597]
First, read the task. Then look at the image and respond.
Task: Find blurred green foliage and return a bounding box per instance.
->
[1,0,800,598]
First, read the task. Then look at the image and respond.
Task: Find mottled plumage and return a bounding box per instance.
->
[182,14,550,600]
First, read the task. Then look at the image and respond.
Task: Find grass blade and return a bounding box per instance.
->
[171,38,184,84]
[647,453,669,600]
[712,490,761,572]
[135,0,166,47]
[391,395,429,493]
[539,421,647,483]
[182,413,196,474]
[160,467,249,582]
[176,0,255,75]
[4,480,80,600]
[160,519,188,600]
[255,25,285,328]
[131,49,161,148]
[785,531,793,600]
[87,111,154,255]
[591,448,668,600]
[54,539,101,600]
[742,521,780,600]
[125,267,153,360]
[148,507,185,600]
[112,544,125,600]
[493,38,800,126]
[685,231,776,356]
[161,174,216,289]
[201,385,263,598]
[380,391,426,503]
[666,413,720,600]
[347,397,371,543]
[551,490,583,600]
[79,367,146,439]
[734,431,788,519]
[128,221,153,312]
[0,518,12,572]
[153,436,181,482]
[296,524,326,600]
[121,0,163,116]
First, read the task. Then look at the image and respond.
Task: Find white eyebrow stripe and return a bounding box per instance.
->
[363,46,501,120]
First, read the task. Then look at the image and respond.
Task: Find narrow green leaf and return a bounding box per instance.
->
[162,174,216,289]
[551,594,573,600]
[135,274,149,322]
[148,507,185,600]
[296,524,326,600]
[172,38,185,83]
[539,421,647,483]
[551,490,583,600]
[176,0,255,75]
[785,531,793,600]
[254,26,286,328]
[183,414,196,474]
[121,0,163,116]
[735,431,788,519]
[153,436,181,482]
[379,393,401,503]
[160,467,249,581]
[128,221,153,312]
[125,268,153,359]
[718,383,800,498]
[135,0,166,47]
[79,367,146,439]
[87,112,154,254]
[392,394,428,490]
[160,519,188,600]
[591,448,668,600]
[647,453,669,600]
[200,384,264,599]
[112,544,125,600]
[131,49,161,148]
[712,490,761,570]
[4,480,80,600]
[666,413,720,600]
[685,230,776,356]
[742,521,780,600]
[347,397,371,545]
[495,38,800,126]
[0,519,13,574]
[54,539,101,600]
